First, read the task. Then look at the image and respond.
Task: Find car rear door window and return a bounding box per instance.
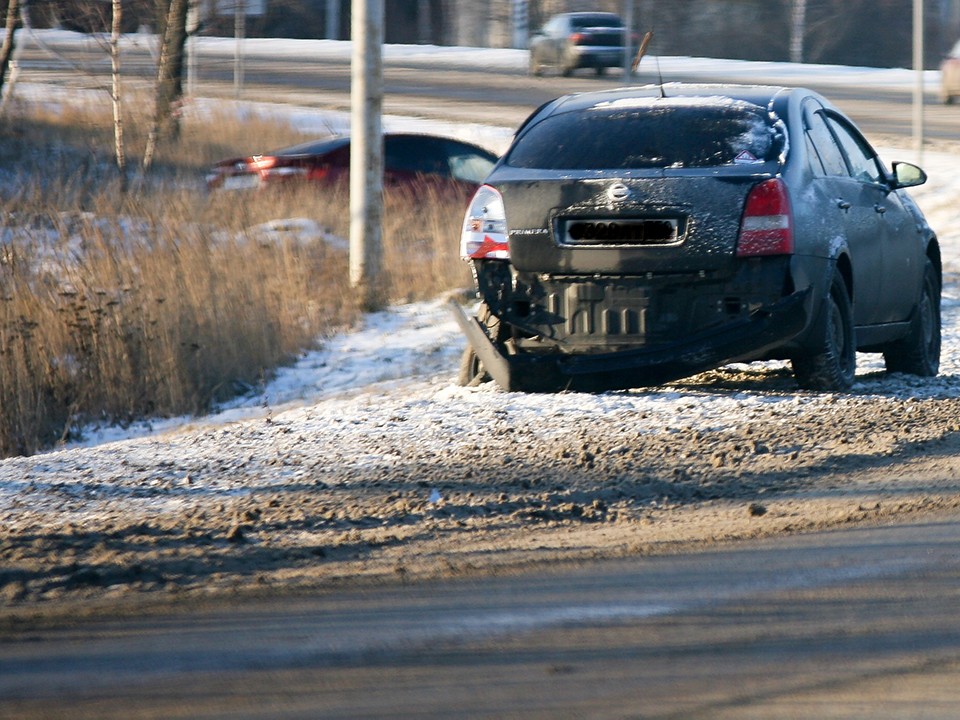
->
[802,104,849,177]
[823,114,885,184]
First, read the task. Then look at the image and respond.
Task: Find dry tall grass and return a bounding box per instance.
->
[0,99,472,456]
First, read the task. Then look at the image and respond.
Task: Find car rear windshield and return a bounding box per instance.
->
[275,137,350,157]
[571,15,622,29]
[505,97,784,170]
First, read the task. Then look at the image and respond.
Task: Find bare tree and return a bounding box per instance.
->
[143,0,188,171]
[110,0,126,189]
[0,0,21,101]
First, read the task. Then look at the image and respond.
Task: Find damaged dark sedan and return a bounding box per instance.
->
[451,84,940,392]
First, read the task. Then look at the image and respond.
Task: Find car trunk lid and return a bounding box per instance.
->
[500,172,775,275]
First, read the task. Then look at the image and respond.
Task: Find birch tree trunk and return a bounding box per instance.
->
[143,0,189,171]
[111,0,126,191]
[0,0,21,102]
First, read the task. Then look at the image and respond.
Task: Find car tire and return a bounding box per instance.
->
[595,66,606,77]
[456,303,502,387]
[792,272,856,391]
[883,257,941,377]
[529,52,543,77]
[457,346,488,387]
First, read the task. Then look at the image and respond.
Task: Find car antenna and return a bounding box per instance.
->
[631,30,664,97]
[656,53,666,98]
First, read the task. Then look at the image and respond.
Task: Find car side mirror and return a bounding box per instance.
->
[891,161,927,189]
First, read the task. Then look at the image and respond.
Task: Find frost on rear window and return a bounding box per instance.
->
[505,97,784,170]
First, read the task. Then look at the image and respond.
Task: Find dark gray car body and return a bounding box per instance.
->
[453,84,940,392]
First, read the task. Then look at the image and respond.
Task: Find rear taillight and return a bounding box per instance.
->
[737,178,794,257]
[569,32,587,45]
[461,185,509,260]
[249,155,277,171]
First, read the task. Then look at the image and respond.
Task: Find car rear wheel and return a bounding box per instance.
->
[529,52,543,77]
[883,258,940,376]
[792,272,855,391]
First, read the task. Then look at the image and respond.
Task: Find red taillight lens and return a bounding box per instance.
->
[461,185,509,260]
[249,155,277,172]
[737,178,794,257]
[569,32,586,44]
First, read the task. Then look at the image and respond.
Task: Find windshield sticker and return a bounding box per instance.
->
[734,150,762,165]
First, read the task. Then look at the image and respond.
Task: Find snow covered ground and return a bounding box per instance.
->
[2,34,960,541]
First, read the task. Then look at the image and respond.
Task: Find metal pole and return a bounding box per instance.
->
[623,0,634,78]
[512,0,528,49]
[187,33,196,96]
[234,0,245,100]
[790,0,806,64]
[418,0,430,44]
[326,0,340,40]
[350,0,384,309]
[913,0,924,160]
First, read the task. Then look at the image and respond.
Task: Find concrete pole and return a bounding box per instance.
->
[512,0,528,49]
[418,0,431,44]
[350,0,384,310]
[234,0,244,100]
[326,0,340,40]
[790,0,806,64]
[623,0,634,78]
[914,0,925,160]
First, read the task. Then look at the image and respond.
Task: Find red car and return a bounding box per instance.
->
[206,132,498,194]
[941,39,960,104]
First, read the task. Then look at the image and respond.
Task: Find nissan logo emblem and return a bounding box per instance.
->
[607,183,631,202]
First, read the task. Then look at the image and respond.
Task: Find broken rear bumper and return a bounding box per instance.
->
[450,287,813,392]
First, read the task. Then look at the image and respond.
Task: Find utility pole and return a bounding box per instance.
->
[623,0,634,78]
[234,0,245,99]
[914,0,925,160]
[790,0,806,63]
[350,0,384,310]
[327,0,340,39]
[418,0,430,44]
[512,0,528,49]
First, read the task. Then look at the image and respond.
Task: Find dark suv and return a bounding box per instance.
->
[452,84,940,393]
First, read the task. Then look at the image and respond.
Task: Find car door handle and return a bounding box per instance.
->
[836,199,851,211]
[874,204,887,214]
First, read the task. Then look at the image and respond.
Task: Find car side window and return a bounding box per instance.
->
[385,137,448,176]
[544,17,563,36]
[804,133,826,175]
[823,114,885,185]
[445,142,496,184]
[802,103,848,177]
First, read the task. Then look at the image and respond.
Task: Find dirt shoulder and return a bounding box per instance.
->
[4,369,960,625]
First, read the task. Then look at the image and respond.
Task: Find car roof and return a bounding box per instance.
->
[269,132,497,159]
[562,12,621,19]
[545,83,799,113]
[511,83,819,142]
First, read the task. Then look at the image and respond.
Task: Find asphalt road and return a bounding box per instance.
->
[13,33,960,143]
[3,515,960,718]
